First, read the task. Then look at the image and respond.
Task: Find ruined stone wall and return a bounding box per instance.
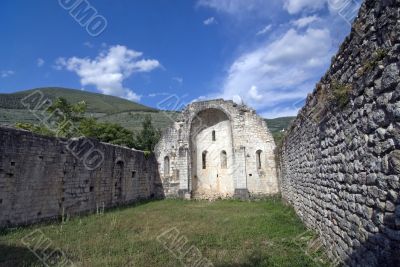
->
[0,127,162,228]
[280,0,400,265]
[155,99,279,199]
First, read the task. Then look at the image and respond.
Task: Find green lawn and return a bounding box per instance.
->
[0,199,330,267]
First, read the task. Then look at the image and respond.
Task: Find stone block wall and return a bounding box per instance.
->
[280,0,400,266]
[0,127,162,228]
[155,99,279,199]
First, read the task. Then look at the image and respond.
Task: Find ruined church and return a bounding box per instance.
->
[155,99,279,199]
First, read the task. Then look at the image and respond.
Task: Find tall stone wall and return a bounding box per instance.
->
[0,127,162,228]
[280,0,400,266]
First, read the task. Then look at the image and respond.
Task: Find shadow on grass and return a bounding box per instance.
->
[0,198,164,236]
[0,244,43,267]
[214,249,271,267]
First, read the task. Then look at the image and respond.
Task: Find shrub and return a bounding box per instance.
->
[362,48,389,73]
[331,81,352,108]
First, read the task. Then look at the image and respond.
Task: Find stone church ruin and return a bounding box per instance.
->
[0,0,399,265]
[154,99,279,199]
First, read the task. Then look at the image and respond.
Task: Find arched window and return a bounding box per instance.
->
[202,151,207,169]
[256,150,262,169]
[221,150,227,169]
[212,130,216,141]
[164,156,170,176]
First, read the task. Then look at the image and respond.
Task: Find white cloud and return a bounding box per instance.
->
[248,86,263,101]
[261,106,301,119]
[283,0,326,14]
[195,0,358,118]
[256,24,272,36]
[148,92,171,97]
[37,58,45,67]
[172,77,183,84]
[56,45,161,102]
[215,27,333,112]
[83,41,94,48]
[197,0,282,19]
[292,15,319,28]
[198,0,273,14]
[1,70,14,78]
[203,17,217,25]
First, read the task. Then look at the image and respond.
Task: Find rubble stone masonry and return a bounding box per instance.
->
[280,0,400,265]
[0,127,162,228]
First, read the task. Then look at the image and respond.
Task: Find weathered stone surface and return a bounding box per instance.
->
[0,127,162,228]
[280,0,400,266]
[388,150,400,174]
[155,99,279,199]
[382,63,399,91]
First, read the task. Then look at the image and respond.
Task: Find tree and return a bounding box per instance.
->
[15,97,161,150]
[47,97,87,122]
[46,97,87,137]
[79,119,135,148]
[134,115,161,152]
[15,122,56,137]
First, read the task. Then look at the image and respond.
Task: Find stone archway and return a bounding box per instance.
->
[189,108,234,198]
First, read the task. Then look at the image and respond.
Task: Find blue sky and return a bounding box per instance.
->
[0,0,361,118]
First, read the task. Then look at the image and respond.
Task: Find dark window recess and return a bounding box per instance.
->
[220,151,227,169]
[0,199,2,204]
[202,151,207,169]
[6,173,13,177]
[212,131,216,141]
[164,156,170,176]
[256,150,263,169]
[37,211,42,216]
[38,156,44,160]
[132,171,137,178]
[10,161,15,166]
[90,186,94,192]
[249,174,253,177]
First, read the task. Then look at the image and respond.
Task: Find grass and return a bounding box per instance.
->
[358,48,389,76]
[331,81,352,108]
[98,110,179,132]
[0,199,331,267]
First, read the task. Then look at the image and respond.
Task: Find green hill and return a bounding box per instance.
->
[98,111,180,132]
[0,87,179,131]
[265,117,296,133]
[0,87,156,114]
[0,88,296,142]
[265,117,296,146]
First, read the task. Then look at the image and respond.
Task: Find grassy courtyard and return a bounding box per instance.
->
[0,199,329,267]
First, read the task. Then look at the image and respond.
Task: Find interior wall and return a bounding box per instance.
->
[190,109,234,198]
